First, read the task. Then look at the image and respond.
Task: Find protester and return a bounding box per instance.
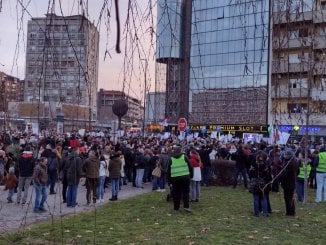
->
[168,144,193,213]
[279,150,298,216]
[47,149,59,195]
[32,157,48,213]
[97,155,107,203]
[60,147,71,203]
[108,150,122,201]
[232,145,249,189]
[314,146,326,203]
[150,149,161,191]
[199,144,212,186]
[248,152,272,217]
[16,145,36,205]
[134,147,146,189]
[5,166,18,203]
[123,144,134,184]
[296,153,312,202]
[158,147,169,191]
[84,149,100,205]
[189,148,202,202]
[64,147,83,207]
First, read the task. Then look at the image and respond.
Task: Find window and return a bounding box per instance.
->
[288,30,298,40]
[289,78,308,89]
[321,1,326,10]
[299,28,308,38]
[288,53,300,63]
[287,103,307,113]
[320,27,326,36]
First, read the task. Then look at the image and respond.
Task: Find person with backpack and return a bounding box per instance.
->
[47,150,59,195]
[248,152,272,217]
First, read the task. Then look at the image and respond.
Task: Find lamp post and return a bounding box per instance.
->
[141,58,148,136]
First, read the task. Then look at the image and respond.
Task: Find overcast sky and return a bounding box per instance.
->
[0,0,156,100]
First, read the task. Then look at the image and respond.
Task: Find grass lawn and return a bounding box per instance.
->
[1,186,325,245]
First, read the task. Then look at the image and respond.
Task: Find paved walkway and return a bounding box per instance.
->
[0,179,152,233]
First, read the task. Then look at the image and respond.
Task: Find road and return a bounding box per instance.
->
[0,178,152,233]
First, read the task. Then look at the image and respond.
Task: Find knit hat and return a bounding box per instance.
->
[9,167,15,174]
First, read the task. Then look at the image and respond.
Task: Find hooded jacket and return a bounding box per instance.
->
[64,152,83,185]
[18,151,36,177]
[109,154,122,178]
[84,155,100,178]
[248,160,272,194]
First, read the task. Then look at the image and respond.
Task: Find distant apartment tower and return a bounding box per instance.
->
[0,72,23,130]
[271,0,326,134]
[0,71,23,112]
[24,14,99,127]
[97,89,142,128]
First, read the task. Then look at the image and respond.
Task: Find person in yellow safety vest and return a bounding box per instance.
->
[167,144,193,213]
[313,147,326,203]
[296,158,312,202]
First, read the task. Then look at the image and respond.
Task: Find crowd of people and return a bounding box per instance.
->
[0,131,325,216]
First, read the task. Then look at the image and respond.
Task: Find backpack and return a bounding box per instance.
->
[48,157,58,171]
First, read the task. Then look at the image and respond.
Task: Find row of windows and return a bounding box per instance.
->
[273,0,313,12]
[189,78,267,90]
[193,9,268,26]
[191,39,268,55]
[192,16,268,33]
[190,53,268,67]
[193,0,269,18]
[191,26,267,43]
[29,32,85,39]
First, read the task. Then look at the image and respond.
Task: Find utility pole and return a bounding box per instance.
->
[141,58,148,136]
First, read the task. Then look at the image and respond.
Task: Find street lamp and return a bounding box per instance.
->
[141,58,148,136]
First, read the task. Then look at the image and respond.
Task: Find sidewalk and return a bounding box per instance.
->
[0,179,152,233]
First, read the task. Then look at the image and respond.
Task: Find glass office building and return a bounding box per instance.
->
[156,0,270,125]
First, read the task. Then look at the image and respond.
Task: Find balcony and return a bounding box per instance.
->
[271,85,309,99]
[272,60,310,73]
[311,88,326,100]
[313,36,326,49]
[313,61,326,75]
[313,10,326,23]
[272,37,312,50]
[273,11,313,25]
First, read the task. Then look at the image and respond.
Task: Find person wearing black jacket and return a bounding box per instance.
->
[280,150,299,216]
[64,147,83,207]
[16,145,36,205]
[123,145,134,184]
[232,145,249,189]
[199,145,213,186]
[168,144,193,213]
[134,148,147,188]
[248,152,272,217]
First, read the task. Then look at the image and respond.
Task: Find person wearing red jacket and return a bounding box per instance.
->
[189,149,203,202]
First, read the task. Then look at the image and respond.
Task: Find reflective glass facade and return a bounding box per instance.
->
[156,0,183,61]
[156,0,270,125]
[189,0,270,124]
